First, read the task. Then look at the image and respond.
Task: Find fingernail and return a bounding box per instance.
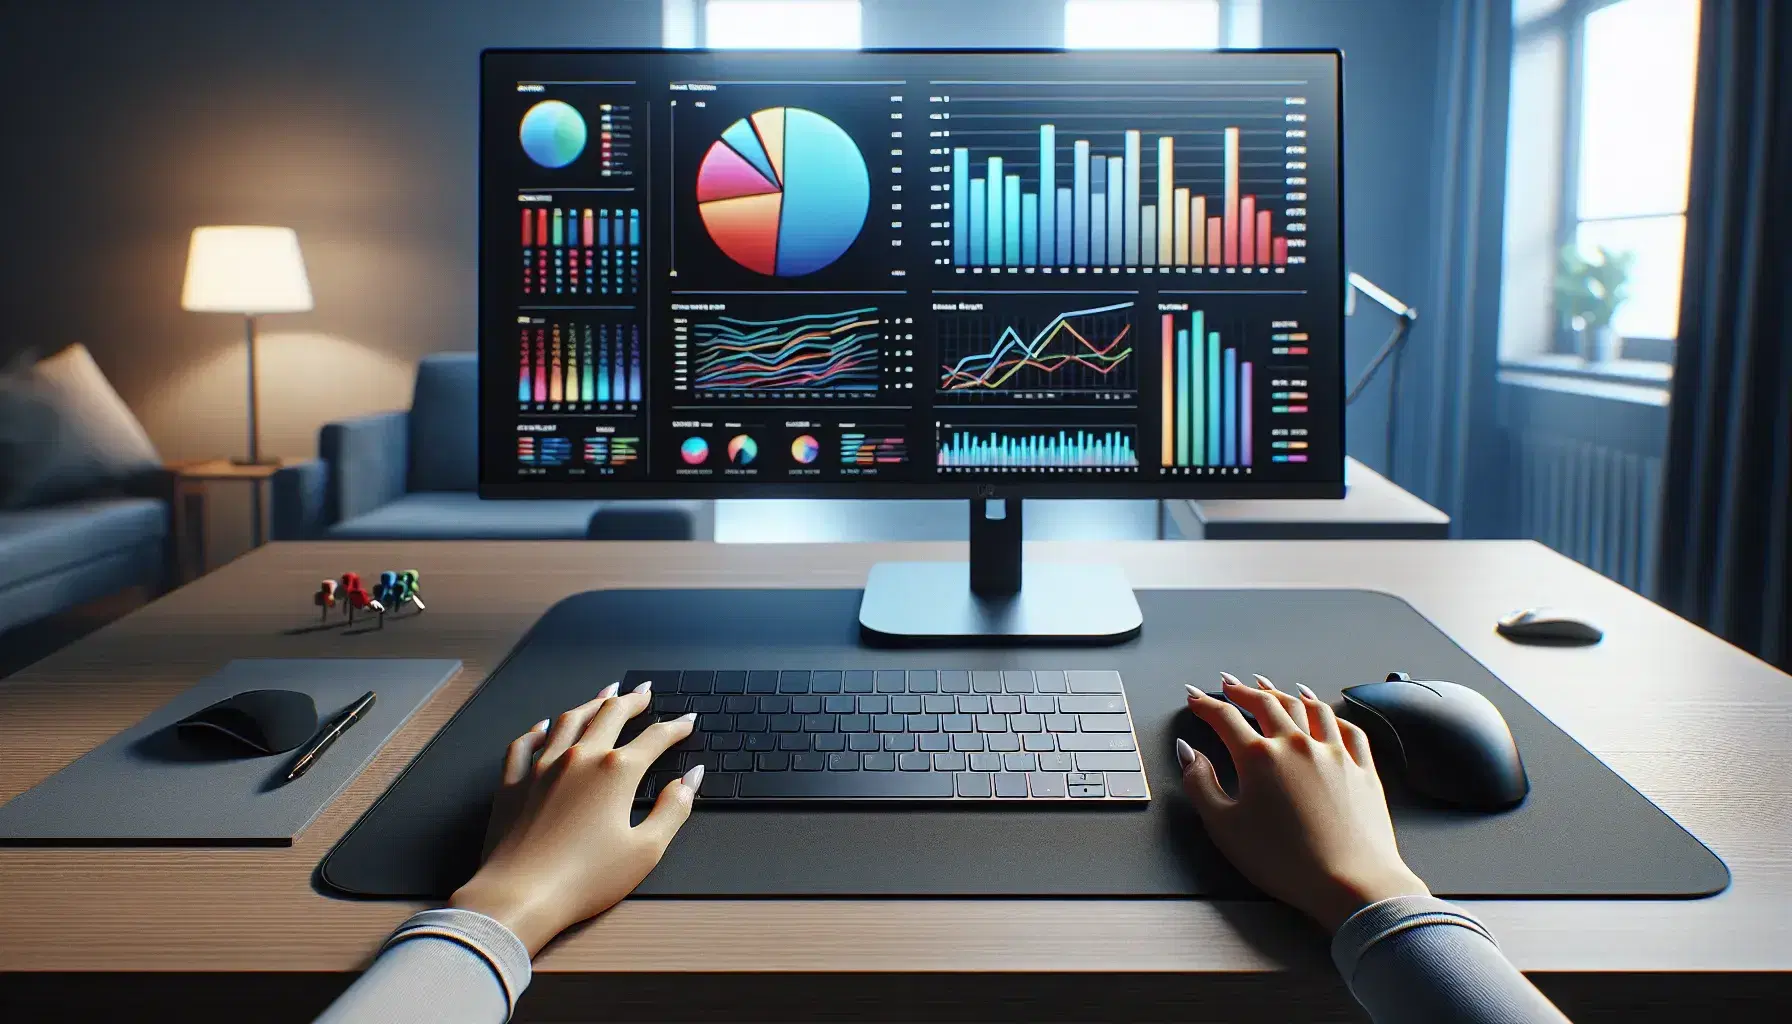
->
[1253,674,1276,691]
[632,680,652,695]
[681,763,706,793]
[1175,738,1197,769]
[598,682,620,698]
[532,719,550,732]
[1219,671,1243,687]
[1184,684,1204,701]
[1296,683,1318,700]
[676,712,698,723]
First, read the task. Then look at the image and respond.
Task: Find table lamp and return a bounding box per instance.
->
[181,226,313,466]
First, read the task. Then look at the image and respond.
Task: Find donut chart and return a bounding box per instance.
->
[696,107,870,277]
[519,100,587,169]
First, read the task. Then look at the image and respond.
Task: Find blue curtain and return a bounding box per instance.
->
[1657,1,1792,667]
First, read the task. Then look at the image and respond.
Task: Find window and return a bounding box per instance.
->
[1498,0,1699,363]
[1064,0,1258,50]
[703,0,862,49]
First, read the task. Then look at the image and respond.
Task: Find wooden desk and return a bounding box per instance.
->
[2,541,1788,1022]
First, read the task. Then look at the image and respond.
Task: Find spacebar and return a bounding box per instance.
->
[736,772,956,799]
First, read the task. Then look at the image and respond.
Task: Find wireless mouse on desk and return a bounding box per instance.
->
[1496,608,1604,645]
[174,689,318,755]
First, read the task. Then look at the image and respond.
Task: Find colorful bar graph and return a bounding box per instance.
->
[519,205,642,297]
[1123,130,1141,266]
[1073,140,1090,266]
[937,428,1139,469]
[1039,124,1056,267]
[952,148,969,265]
[1160,312,1253,469]
[517,323,642,407]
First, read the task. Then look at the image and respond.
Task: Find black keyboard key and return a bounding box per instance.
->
[990,695,1023,714]
[779,734,810,751]
[792,752,827,771]
[736,714,769,733]
[957,772,992,797]
[724,696,756,714]
[876,670,907,693]
[827,752,859,771]
[1075,751,1143,772]
[940,670,971,693]
[898,751,931,771]
[1003,752,1038,772]
[652,693,688,714]
[969,752,1002,772]
[1022,733,1055,752]
[890,695,922,714]
[952,733,986,751]
[677,670,715,694]
[844,670,875,693]
[737,771,955,799]
[721,751,754,772]
[759,696,792,714]
[1105,772,1148,798]
[922,695,956,714]
[748,671,779,693]
[858,695,889,714]
[906,713,939,732]
[919,733,950,751]
[907,670,938,692]
[691,695,724,714]
[1029,772,1068,798]
[824,695,855,714]
[803,714,836,732]
[873,714,904,732]
[957,695,991,713]
[994,773,1028,798]
[1079,714,1134,732]
[1044,714,1079,732]
[1034,670,1068,693]
[699,713,734,733]
[986,734,1020,752]
[814,734,846,752]
[933,752,968,771]
[1058,695,1126,714]
[940,714,973,732]
[675,731,704,751]
[838,714,871,732]
[882,733,916,751]
[705,773,739,798]
[1003,670,1036,693]
[709,732,743,751]
[779,670,811,693]
[744,733,777,752]
[692,751,722,772]
[792,696,822,714]
[1038,752,1074,772]
[972,671,1003,693]
[714,671,747,693]
[848,734,880,752]
[770,714,803,733]
[1009,713,1042,732]
[1067,671,1123,693]
[757,751,791,771]
[1024,695,1057,713]
[1056,733,1137,752]
[863,752,897,771]
[811,671,843,693]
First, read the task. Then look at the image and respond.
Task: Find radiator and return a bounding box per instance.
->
[1510,433,1663,597]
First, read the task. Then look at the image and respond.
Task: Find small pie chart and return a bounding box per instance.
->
[791,435,820,464]
[680,437,710,465]
[728,434,759,465]
[696,107,870,277]
[520,100,587,169]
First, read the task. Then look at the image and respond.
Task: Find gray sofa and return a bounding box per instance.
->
[270,353,708,541]
[0,487,172,635]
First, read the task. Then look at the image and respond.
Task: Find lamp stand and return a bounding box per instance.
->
[232,315,279,467]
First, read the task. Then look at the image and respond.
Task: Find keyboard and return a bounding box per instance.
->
[622,669,1150,803]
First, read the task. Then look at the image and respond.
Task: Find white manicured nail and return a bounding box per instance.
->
[1184,684,1203,701]
[1253,674,1277,691]
[681,763,705,793]
[1219,671,1243,688]
[1296,683,1318,700]
[531,719,550,733]
[676,712,698,723]
[632,680,652,695]
[1175,738,1197,769]
[597,682,620,698]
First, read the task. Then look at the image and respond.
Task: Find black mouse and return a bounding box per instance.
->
[175,689,318,754]
[1496,608,1603,645]
[1337,673,1529,810]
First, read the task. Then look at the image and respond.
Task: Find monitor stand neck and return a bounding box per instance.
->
[857,499,1143,647]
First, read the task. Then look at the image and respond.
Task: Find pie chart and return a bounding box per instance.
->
[728,434,759,464]
[680,437,710,465]
[519,100,587,169]
[696,107,870,277]
[791,435,820,464]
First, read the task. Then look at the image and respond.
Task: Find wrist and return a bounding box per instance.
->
[1311,868,1430,933]
[449,873,564,958]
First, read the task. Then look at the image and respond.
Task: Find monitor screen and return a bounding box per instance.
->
[480,48,1343,499]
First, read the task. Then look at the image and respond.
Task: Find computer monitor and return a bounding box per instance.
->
[480,48,1345,644]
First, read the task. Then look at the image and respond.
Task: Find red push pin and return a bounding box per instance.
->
[339,573,362,619]
[314,579,338,622]
[347,585,385,627]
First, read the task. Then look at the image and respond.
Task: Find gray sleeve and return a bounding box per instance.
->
[1332,895,1572,1024]
[313,908,533,1024]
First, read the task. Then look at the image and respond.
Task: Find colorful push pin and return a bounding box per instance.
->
[399,570,424,612]
[375,571,398,605]
[340,573,363,618]
[313,580,338,622]
[346,585,372,624]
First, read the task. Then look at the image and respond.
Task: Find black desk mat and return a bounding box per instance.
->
[321,589,1728,900]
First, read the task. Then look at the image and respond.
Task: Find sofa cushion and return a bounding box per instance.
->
[407,354,478,493]
[0,498,168,588]
[326,492,603,540]
[0,344,162,509]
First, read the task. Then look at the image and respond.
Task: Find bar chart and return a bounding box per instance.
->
[519,203,641,297]
[930,82,1309,275]
[937,300,1136,400]
[516,320,643,410]
[936,425,1139,470]
[582,434,641,468]
[1159,311,1254,470]
[517,434,573,468]
[839,431,908,467]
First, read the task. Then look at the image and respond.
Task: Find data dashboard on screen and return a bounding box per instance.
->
[480,49,1343,498]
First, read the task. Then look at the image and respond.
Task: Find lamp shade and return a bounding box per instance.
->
[181,226,314,314]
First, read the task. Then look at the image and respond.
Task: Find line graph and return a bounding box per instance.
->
[937,300,1136,401]
[686,306,881,393]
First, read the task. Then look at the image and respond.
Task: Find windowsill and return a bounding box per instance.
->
[1497,354,1672,406]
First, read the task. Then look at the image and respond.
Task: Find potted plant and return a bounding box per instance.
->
[1554,244,1634,362]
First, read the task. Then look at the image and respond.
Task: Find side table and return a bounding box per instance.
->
[166,459,299,582]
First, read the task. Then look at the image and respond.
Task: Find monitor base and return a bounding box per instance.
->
[859,561,1142,646]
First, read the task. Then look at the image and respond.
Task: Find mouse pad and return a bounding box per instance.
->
[320,590,1728,899]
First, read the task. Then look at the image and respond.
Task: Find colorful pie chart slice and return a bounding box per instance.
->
[696,107,869,277]
[728,434,758,464]
[791,435,820,464]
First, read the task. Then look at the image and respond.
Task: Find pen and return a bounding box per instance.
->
[285,690,377,782]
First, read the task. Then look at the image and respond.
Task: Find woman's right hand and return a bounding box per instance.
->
[1177,672,1430,932]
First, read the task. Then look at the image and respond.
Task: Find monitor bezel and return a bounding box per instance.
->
[478,47,1346,501]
